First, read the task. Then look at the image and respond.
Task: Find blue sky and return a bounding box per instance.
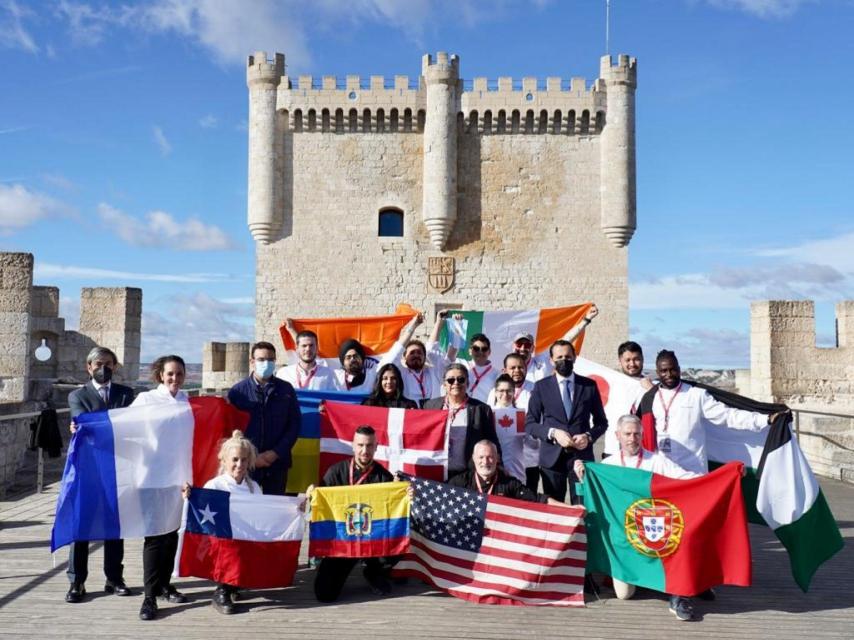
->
[1,0,852,368]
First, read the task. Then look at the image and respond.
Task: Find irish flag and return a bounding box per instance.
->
[438,303,593,360]
[51,397,248,551]
[582,461,752,596]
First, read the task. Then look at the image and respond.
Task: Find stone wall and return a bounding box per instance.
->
[0,253,33,404]
[79,287,143,383]
[202,342,249,391]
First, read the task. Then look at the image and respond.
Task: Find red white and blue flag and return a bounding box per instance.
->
[395,477,588,607]
[176,488,303,589]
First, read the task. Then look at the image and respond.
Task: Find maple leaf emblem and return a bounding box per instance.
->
[498,414,514,428]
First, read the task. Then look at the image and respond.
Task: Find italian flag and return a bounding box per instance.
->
[697,383,844,592]
[438,303,593,361]
[582,461,752,596]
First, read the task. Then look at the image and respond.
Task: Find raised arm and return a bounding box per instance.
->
[563,304,599,343]
[399,312,425,346]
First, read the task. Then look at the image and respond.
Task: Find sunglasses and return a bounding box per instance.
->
[445,376,467,384]
[470,345,489,353]
[514,341,533,348]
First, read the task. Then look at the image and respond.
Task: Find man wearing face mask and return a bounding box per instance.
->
[65,347,136,603]
[525,339,608,503]
[228,342,302,495]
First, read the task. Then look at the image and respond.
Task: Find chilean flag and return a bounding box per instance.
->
[177,488,303,589]
[320,402,449,481]
[51,397,249,551]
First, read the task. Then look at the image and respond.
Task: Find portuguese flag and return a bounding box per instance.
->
[582,461,751,597]
[437,303,593,361]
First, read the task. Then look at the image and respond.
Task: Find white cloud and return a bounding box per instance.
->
[757,232,854,272]
[633,326,751,369]
[97,202,239,251]
[41,172,76,191]
[0,0,38,52]
[198,114,218,128]
[141,292,254,361]
[152,125,172,156]
[0,183,74,233]
[58,295,80,330]
[35,261,234,283]
[54,0,114,45]
[705,0,816,18]
[0,125,29,135]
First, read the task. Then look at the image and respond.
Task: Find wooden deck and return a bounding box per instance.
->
[1,478,852,640]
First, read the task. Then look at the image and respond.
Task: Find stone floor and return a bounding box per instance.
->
[0,478,852,640]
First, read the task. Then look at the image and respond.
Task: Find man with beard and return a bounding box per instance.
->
[277,320,335,390]
[600,340,654,459]
[397,311,451,405]
[524,340,608,503]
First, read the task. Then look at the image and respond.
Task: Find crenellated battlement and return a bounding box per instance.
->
[600,54,637,87]
[247,50,285,87]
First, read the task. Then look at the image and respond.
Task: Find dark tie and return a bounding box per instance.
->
[99,386,108,406]
[563,379,573,419]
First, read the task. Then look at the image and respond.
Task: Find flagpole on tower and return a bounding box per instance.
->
[605,0,611,55]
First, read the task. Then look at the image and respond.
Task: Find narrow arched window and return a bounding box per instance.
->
[378,208,404,237]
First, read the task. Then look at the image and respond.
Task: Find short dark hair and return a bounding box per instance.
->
[470,333,490,349]
[549,339,576,357]
[503,352,526,368]
[355,425,376,437]
[444,362,469,382]
[656,349,678,364]
[404,339,426,354]
[251,341,276,358]
[150,355,186,384]
[295,330,318,343]
[618,341,643,357]
[494,373,514,389]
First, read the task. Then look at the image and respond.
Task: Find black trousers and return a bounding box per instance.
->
[67,539,124,585]
[250,466,288,496]
[142,530,178,597]
[314,558,388,603]
[540,466,582,505]
[525,466,541,493]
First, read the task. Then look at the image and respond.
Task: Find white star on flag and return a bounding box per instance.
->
[199,503,217,525]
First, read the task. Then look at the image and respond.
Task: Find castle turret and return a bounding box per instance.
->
[246,51,285,244]
[599,54,637,248]
[421,52,460,250]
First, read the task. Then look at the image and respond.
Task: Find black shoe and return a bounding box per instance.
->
[104,580,133,596]
[363,569,392,596]
[65,583,86,603]
[697,588,716,601]
[212,588,234,615]
[583,574,600,596]
[669,595,695,621]
[158,585,187,604]
[139,597,158,621]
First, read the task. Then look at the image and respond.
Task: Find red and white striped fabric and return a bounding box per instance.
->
[395,477,587,606]
[320,402,449,481]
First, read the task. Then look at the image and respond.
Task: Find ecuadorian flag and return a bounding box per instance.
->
[310,482,410,558]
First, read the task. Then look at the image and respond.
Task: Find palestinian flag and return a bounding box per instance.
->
[637,381,844,591]
[582,461,751,596]
[437,303,593,361]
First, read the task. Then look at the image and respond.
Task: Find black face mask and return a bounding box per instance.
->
[554,359,574,377]
[93,365,113,384]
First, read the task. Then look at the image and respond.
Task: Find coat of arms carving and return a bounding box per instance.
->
[427,257,455,294]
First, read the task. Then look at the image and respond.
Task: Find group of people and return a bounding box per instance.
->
[65,304,782,621]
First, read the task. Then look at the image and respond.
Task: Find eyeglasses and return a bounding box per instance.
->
[514,341,533,348]
[445,376,467,385]
[470,345,489,353]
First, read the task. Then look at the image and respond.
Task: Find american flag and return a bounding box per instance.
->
[395,477,587,606]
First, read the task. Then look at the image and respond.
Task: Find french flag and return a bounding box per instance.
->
[51,397,248,552]
[177,488,303,589]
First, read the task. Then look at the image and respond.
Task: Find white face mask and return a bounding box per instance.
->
[255,359,275,379]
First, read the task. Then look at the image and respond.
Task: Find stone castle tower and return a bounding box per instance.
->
[246,52,637,364]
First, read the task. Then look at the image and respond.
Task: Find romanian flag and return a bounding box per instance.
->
[52,397,248,551]
[321,401,449,481]
[177,488,303,589]
[438,303,593,361]
[286,389,365,494]
[309,482,410,557]
[279,304,418,360]
[581,461,751,597]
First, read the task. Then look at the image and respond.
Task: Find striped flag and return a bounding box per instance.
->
[51,398,248,551]
[177,488,303,589]
[321,402,449,481]
[395,477,587,607]
[438,303,593,361]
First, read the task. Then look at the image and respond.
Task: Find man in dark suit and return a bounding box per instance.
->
[525,339,607,503]
[65,347,136,603]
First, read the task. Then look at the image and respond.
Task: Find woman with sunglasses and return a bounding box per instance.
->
[422,363,499,479]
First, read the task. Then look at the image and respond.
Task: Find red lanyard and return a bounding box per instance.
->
[656,383,682,432]
[349,460,374,486]
[474,473,495,495]
[408,368,428,399]
[514,384,524,402]
[469,364,493,394]
[445,398,467,424]
[296,364,317,389]
[620,450,643,468]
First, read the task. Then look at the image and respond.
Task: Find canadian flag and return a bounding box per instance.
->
[320,402,450,481]
[492,407,526,482]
